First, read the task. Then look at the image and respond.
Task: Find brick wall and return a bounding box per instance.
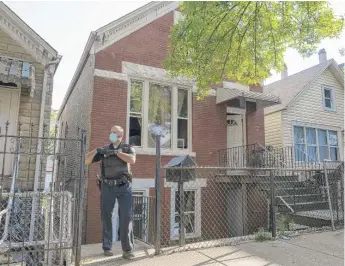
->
[58,54,95,243]
[247,84,265,145]
[0,28,52,190]
[59,9,267,244]
[95,12,173,73]
[246,102,265,146]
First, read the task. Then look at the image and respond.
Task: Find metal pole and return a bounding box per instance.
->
[270,170,276,238]
[323,161,335,231]
[179,178,185,246]
[75,130,87,266]
[154,134,161,255]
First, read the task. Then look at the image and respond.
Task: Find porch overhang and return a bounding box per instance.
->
[0,57,36,97]
[216,87,280,109]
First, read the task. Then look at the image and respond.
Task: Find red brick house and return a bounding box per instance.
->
[57,2,280,245]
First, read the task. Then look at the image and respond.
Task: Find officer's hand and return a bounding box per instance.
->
[97,148,106,154]
[105,149,118,156]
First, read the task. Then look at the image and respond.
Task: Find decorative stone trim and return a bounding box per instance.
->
[0,3,58,65]
[122,61,194,87]
[94,69,128,81]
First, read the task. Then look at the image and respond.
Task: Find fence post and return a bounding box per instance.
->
[179,178,185,246]
[75,130,87,266]
[269,170,276,238]
[323,161,335,231]
[154,134,161,255]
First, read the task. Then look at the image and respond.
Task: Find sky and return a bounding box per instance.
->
[4,1,345,111]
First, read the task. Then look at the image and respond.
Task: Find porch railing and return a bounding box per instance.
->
[217,144,324,169]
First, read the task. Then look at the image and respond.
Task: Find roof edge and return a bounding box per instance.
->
[57,32,97,120]
[0,2,58,57]
[287,60,341,109]
[96,1,161,34]
[94,1,179,53]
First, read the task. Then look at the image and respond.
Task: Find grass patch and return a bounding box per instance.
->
[254,228,272,242]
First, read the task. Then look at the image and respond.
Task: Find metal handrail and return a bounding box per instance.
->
[277,196,295,213]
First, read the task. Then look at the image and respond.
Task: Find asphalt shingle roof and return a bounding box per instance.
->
[263,60,331,114]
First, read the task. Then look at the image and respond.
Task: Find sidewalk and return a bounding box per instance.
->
[80,230,344,266]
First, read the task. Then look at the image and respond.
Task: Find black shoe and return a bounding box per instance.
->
[104,250,114,256]
[122,251,134,260]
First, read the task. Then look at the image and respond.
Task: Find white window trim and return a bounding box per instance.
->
[170,187,201,240]
[166,179,207,240]
[293,125,340,162]
[127,76,193,156]
[322,86,336,112]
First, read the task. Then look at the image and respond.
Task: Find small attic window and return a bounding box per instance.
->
[322,87,336,112]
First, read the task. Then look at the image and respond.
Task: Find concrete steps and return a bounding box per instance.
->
[278,200,329,213]
[259,173,337,228]
[280,194,324,204]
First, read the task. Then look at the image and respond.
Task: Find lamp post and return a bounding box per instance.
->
[149,124,164,255]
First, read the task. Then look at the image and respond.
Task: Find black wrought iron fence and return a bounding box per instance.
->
[132,194,155,245]
[218,144,327,169]
[0,122,86,266]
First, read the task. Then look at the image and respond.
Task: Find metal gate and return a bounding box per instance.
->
[132,194,155,245]
[0,122,86,266]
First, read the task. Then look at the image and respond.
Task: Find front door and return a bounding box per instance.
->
[227,114,245,167]
[0,89,20,177]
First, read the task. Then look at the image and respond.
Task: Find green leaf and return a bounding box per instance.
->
[165,1,344,97]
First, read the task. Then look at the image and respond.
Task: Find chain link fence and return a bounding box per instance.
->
[157,163,344,254]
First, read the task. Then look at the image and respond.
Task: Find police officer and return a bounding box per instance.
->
[85,125,136,259]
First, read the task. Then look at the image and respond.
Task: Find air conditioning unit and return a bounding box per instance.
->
[177,138,185,149]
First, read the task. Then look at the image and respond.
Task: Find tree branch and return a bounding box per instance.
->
[205,2,252,65]
[219,2,252,80]
[265,3,277,67]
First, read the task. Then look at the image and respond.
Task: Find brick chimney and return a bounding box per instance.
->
[281,64,288,79]
[318,48,327,63]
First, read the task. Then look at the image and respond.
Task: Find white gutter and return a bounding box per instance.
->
[29,56,62,241]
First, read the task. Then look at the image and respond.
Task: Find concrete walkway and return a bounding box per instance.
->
[80,230,344,266]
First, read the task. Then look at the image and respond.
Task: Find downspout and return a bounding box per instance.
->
[34,57,62,191]
[29,56,62,241]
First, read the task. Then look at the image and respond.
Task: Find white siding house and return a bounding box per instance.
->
[264,50,344,163]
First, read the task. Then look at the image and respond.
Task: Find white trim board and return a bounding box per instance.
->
[131,178,155,190]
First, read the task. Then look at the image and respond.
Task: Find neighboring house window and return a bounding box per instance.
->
[129,81,143,147]
[322,87,336,111]
[173,190,196,237]
[294,126,339,162]
[128,80,190,151]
